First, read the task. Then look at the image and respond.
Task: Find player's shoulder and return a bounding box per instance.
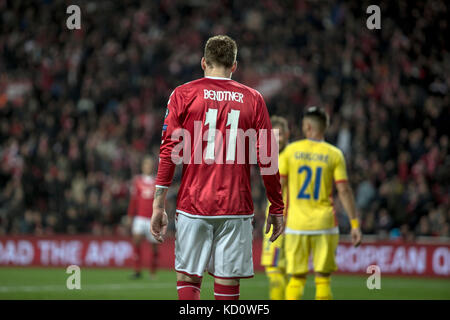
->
[177,77,236,90]
[284,139,342,153]
[167,79,205,106]
[171,79,201,95]
[286,139,307,149]
[279,145,289,156]
[282,140,304,155]
[211,77,264,102]
[317,141,346,165]
[235,82,267,107]
[321,141,344,157]
[230,80,262,97]
[177,77,262,97]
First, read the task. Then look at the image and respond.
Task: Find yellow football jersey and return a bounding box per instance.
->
[261,148,287,268]
[279,139,348,231]
[264,148,288,221]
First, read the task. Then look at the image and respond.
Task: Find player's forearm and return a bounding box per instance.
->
[155,144,177,187]
[338,184,358,221]
[262,173,284,215]
[155,127,180,188]
[153,187,168,209]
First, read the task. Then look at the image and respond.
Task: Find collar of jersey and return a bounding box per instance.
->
[205,76,231,80]
[307,138,324,142]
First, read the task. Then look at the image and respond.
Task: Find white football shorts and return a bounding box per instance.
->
[175,212,254,279]
[132,216,159,243]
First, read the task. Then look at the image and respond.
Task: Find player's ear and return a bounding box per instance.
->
[302,119,309,133]
[231,61,237,73]
[201,57,207,71]
[285,129,290,140]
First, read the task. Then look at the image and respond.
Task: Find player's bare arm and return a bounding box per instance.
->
[336,182,362,247]
[150,187,168,243]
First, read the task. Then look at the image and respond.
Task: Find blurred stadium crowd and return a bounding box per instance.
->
[0,0,448,239]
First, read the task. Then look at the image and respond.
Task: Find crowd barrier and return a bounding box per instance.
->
[0,235,448,277]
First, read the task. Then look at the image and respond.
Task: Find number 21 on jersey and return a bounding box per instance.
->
[297,165,322,200]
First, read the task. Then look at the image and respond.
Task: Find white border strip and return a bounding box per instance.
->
[205,76,231,80]
[175,268,204,278]
[176,209,254,219]
[214,292,240,297]
[155,185,169,189]
[176,285,201,291]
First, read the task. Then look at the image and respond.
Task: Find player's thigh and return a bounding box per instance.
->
[285,234,310,275]
[261,232,286,269]
[311,234,339,274]
[208,217,253,279]
[175,214,214,277]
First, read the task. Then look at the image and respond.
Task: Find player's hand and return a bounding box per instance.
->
[265,214,284,242]
[150,208,168,243]
[351,227,362,247]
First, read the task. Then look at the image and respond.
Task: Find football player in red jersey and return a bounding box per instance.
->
[151,35,284,300]
[127,155,159,279]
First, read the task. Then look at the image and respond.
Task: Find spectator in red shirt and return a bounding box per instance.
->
[127,156,159,279]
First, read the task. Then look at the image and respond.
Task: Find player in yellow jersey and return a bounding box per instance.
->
[280,106,362,300]
[261,116,289,300]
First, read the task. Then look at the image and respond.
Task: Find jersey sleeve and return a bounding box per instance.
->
[155,88,184,188]
[334,150,348,184]
[254,93,284,216]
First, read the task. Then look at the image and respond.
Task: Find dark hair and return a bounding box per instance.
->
[204,35,237,68]
[303,106,329,131]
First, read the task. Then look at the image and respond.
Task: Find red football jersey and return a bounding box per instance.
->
[127,175,156,218]
[155,76,284,217]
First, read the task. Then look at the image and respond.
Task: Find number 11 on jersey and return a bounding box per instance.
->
[204,108,240,162]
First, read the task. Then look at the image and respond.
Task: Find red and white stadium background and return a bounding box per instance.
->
[0,235,449,277]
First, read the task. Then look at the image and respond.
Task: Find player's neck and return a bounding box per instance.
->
[204,69,232,79]
[306,133,324,141]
